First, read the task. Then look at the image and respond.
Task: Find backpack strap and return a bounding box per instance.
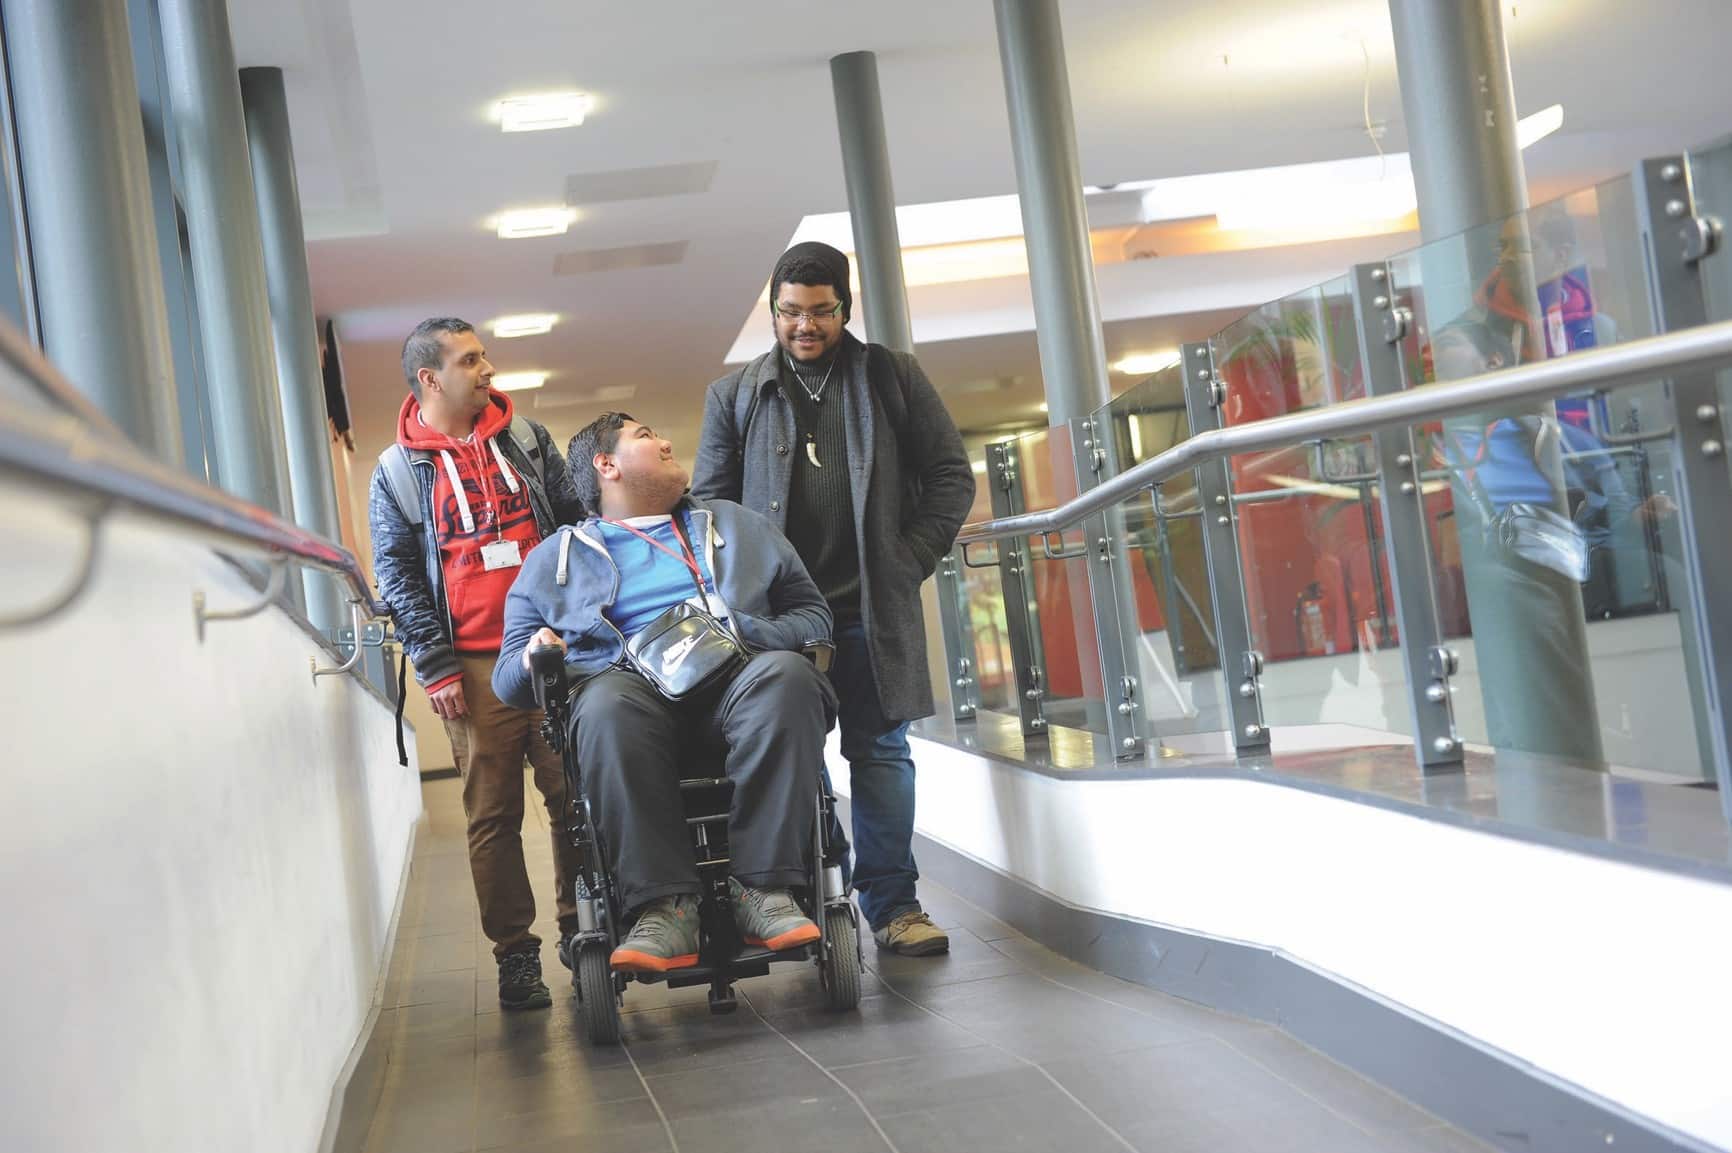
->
[866,343,915,463]
[506,414,546,490]
[732,362,761,444]
[375,443,424,527]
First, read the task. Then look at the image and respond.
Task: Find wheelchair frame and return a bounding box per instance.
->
[529,646,863,1044]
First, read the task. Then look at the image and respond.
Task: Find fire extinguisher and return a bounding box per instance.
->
[1295,582,1333,656]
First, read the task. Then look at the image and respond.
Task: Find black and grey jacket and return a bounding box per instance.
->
[368,419,583,689]
[691,332,975,723]
[490,497,832,711]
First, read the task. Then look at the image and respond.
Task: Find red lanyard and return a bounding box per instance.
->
[602,515,708,593]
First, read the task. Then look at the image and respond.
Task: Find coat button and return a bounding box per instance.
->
[770,500,781,512]
[776,443,789,455]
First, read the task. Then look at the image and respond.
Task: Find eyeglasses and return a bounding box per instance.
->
[771,301,844,324]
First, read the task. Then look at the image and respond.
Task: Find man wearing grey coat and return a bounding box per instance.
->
[692,241,975,956]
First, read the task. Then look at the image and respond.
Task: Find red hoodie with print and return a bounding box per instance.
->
[397,391,543,691]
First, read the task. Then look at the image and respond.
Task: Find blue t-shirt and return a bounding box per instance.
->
[596,514,722,638]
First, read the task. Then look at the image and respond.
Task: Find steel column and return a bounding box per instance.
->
[829,51,913,354]
[241,66,344,634]
[1389,0,1602,762]
[992,0,1111,428]
[2,0,182,462]
[157,0,291,517]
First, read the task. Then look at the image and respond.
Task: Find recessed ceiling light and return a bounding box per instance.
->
[497,92,592,133]
[1038,401,1049,413]
[490,313,558,338]
[496,207,577,240]
[492,372,548,392]
[1111,350,1182,376]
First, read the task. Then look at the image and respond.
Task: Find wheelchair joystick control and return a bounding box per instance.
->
[528,644,569,751]
[528,644,567,704]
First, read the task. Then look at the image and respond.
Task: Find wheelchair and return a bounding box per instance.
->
[528,645,863,1045]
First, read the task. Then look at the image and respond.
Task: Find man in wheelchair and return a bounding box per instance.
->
[492,412,838,975]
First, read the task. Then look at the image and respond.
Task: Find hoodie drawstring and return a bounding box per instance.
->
[439,436,515,539]
[438,450,475,534]
[488,438,521,494]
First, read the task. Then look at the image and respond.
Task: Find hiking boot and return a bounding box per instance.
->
[610,895,700,973]
[873,909,949,956]
[497,949,552,1010]
[731,879,820,951]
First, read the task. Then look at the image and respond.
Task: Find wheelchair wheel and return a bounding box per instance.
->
[819,907,861,1012]
[577,943,621,1045]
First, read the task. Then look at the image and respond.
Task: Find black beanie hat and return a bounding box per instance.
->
[771,241,853,321]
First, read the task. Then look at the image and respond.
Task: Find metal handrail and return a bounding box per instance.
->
[0,325,387,618]
[957,319,1732,545]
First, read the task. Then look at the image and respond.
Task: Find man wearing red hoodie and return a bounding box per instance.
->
[369,317,586,1009]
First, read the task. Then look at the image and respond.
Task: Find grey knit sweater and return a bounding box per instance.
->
[780,346,861,625]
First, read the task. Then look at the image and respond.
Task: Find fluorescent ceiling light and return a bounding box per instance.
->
[971,459,988,475]
[490,313,558,338]
[496,207,577,239]
[497,93,591,133]
[1112,350,1182,376]
[786,195,1026,253]
[1213,171,1417,232]
[1038,401,1049,413]
[492,372,548,392]
[1516,103,1564,149]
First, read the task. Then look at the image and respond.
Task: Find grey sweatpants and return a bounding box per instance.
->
[570,651,836,913]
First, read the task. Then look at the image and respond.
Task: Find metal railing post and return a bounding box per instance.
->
[1635,155,1732,816]
[1350,262,1463,769]
[934,549,979,722]
[1071,415,1145,757]
[1181,342,1269,753]
[986,441,1048,738]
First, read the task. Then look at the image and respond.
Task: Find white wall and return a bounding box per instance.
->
[827,737,1732,1151]
[0,498,422,1153]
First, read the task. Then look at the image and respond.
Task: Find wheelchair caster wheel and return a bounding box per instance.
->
[708,984,738,1015]
[820,907,861,1012]
[577,943,621,1045]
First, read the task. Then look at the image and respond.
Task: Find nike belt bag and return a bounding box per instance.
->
[622,601,744,701]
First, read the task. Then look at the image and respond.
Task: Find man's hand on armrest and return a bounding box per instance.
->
[522,627,566,670]
[802,640,834,674]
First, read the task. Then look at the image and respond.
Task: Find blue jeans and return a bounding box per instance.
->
[829,622,920,930]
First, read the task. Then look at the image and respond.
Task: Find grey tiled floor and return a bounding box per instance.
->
[362,778,1496,1153]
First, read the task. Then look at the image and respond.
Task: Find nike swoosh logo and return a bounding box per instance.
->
[661,633,701,675]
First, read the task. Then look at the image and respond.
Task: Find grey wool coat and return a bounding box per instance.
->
[691,332,975,723]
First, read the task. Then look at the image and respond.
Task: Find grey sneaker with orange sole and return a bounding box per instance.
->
[731,879,821,951]
[610,895,701,973]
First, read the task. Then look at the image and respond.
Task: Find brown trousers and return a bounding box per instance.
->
[442,652,580,958]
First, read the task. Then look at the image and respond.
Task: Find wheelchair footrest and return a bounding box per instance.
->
[652,944,813,989]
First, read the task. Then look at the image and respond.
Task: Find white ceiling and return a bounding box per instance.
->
[227,0,1732,465]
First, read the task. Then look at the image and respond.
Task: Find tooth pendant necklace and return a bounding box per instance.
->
[791,352,836,469]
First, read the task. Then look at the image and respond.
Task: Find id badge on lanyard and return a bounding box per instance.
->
[480,539,522,571]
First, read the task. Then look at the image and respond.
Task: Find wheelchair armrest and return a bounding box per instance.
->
[801,641,834,674]
[527,644,569,712]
